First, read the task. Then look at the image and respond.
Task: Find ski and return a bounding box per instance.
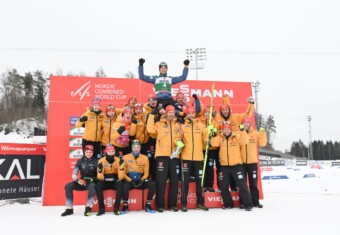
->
[201,83,215,187]
[170,145,182,159]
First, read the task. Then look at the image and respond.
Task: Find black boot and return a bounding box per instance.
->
[254,203,263,208]
[245,206,253,211]
[196,204,209,211]
[96,208,105,216]
[121,201,128,213]
[181,205,188,212]
[61,208,73,217]
[145,201,156,213]
[84,206,91,216]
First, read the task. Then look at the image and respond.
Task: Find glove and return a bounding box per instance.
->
[119,158,125,168]
[139,58,145,66]
[132,179,143,188]
[192,94,198,100]
[207,124,214,132]
[79,116,88,122]
[176,140,185,148]
[239,124,245,131]
[150,109,157,115]
[131,117,137,124]
[259,127,265,132]
[207,124,217,134]
[97,162,103,173]
[184,59,190,66]
[248,96,255,104]
[78,179,86,186]
[84,177,94,183]
[117,125,126,134]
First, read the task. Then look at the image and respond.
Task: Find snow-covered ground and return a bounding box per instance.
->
[0,131,33,143]
[1,165,339,235]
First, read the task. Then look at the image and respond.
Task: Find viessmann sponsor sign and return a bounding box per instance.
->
[0,143,46,200]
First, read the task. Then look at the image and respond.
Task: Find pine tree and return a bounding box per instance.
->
[95,67,106,77]
[263,115,276,150]
[33,70,48,115]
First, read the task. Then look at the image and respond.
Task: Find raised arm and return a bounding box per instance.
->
[138,58,157,84]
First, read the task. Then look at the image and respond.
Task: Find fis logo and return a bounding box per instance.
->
[71,81,91,101]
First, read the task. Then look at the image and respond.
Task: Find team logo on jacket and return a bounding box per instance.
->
[159,162,163,167]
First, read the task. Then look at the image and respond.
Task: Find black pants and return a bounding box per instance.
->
[141,137,157,181]
[242,163,260,206]
[82,139,101,159]
[156,157,180,209]
[181,160,204,206]
[96,180,123,211]
[65,181,96,208]
[203,149,220,188]
[122,180,156,202]
[157,98,175,110]
[229,175,237,191]
[218,165,252,208]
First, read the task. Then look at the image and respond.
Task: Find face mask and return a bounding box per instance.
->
[132,151,140,158]
[106,154,114,163]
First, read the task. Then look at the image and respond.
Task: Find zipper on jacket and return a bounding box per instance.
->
[95,114,98,142]
[109,119,112,144]
[226,138,230,166]
[170,121,173,153]
[245,143,248,164]
[191,122,194,161]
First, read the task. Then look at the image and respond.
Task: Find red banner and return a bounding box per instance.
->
[43,76,263,206]
[0,143,46,155]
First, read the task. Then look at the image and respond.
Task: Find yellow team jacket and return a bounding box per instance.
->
[101,115,118,147]
[180,119,208,161]
[215,102,254,132]
[122,153,149,182]
[146,115,181,158]
[75,108,104,142]
[97,156,125,181]
[240,127,267,164]
[210,131,249,166]
[130,113,150,144]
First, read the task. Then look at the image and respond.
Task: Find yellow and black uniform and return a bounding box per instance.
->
[180,118,209,209]
[146,114,181,211]
[101,114,118,152]
[240,127,267,207]
[96,155,125,214]
[201,116,220,191]
[210,131,253,210]
[215,96,254,191]
[76,108,104,159]
[130,113,150,145]
[140,106,158,180]
[121,152,156,212]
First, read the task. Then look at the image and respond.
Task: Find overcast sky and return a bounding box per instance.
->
[1,0,340,152]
